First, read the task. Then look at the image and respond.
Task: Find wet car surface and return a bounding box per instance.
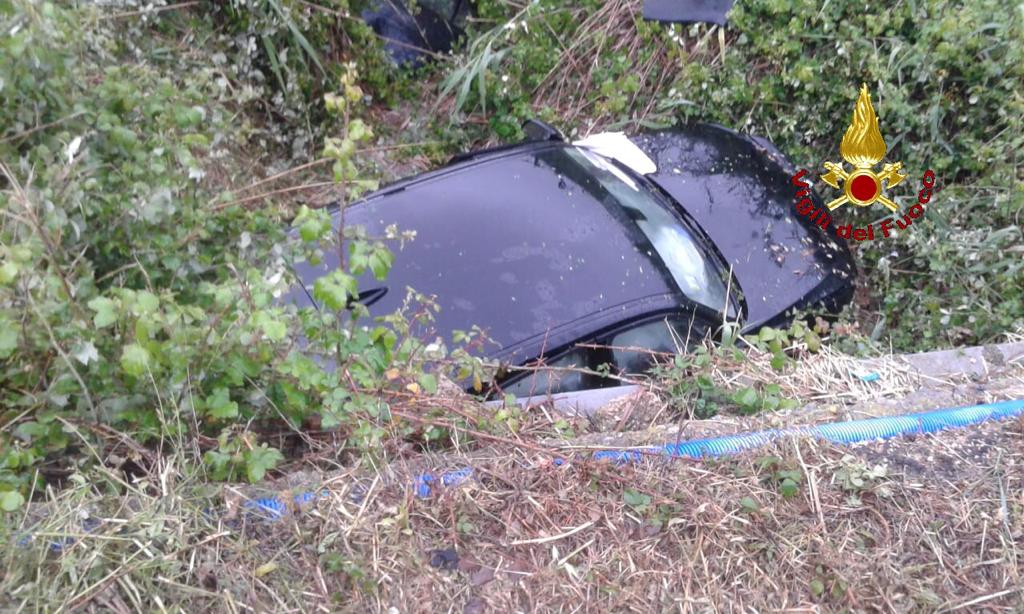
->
[288,123,855,395]
[632,125,854,328]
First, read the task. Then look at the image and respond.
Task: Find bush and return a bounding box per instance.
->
[667,0,1024,348]
[210,0,413,159]
[0,1,483,507]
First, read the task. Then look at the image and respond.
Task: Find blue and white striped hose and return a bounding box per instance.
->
[19,398,1024,547]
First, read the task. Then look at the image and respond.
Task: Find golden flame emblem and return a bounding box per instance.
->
[821,84,906,212]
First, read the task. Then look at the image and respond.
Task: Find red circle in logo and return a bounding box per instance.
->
[850,174,878,202]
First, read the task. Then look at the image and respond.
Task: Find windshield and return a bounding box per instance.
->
[563,147,733,315]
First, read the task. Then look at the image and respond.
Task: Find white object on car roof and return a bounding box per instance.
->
[573,132,658,176]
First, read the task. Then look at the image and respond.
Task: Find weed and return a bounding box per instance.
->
[755,455,803,499]
[833,453,892,505]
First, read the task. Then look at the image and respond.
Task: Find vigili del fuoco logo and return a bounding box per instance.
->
[790,84,936,242]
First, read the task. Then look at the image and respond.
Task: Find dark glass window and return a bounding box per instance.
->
[501,348,590,397]
[609,315,711,374]
[499,312,712,397]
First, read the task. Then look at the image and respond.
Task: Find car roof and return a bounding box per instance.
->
[291,142,693,360]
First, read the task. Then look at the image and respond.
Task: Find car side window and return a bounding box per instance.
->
[499,313,713,397]
[501,348,590,398]
[608,314,711,374]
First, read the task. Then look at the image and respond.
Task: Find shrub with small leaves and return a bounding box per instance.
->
[0,1,484,509]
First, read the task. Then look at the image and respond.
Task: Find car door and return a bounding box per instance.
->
[497,310,714,398]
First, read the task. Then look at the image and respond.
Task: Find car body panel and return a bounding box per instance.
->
[288,123,856,387]
[629,124,855,331]
[289,143,709,365]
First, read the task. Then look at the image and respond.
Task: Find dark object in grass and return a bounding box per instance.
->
[361,0,463,67]
[429,547,460,570]
[287,122,855,396]
[642,0,734,25]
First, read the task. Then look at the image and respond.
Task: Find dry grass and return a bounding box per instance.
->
[527,0,728,133]
[5,342,1022,612]
[529,0,672,132]
[4,412,1023,612]
[722,343,921,404]
[572,336,1024,442]
[435,0,729,135]
[4,344,1022,612]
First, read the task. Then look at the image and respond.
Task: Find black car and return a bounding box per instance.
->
[288,122,854,396]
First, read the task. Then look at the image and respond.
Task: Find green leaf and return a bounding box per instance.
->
[88,296,118,328]
[417,373,438,395]
[313,271,357,311]
[623,489,651,510]
[72,341,99,366]
[732,387,759,410]
[348,118,370,142]
[0,261,19,285]
[0,326,17,359]
[173,106,203,129]
[245,445,283,483]
[804,330,821,353]
[14,421,49,441]
[299,218,324,243]
[0,490,25,512]
[255,311,288,342]
[770,353,786,371]
[780,478,800,498]
[205,387,238,420]
[263,320,287,342]
[261,33,286,93]
[368,247,393,281]
[809,578,825,597]
[120,344,150,377]
[261,0,325,78]
[739,496,760,513]
[135,290,159,314]
[203,450,232,480]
